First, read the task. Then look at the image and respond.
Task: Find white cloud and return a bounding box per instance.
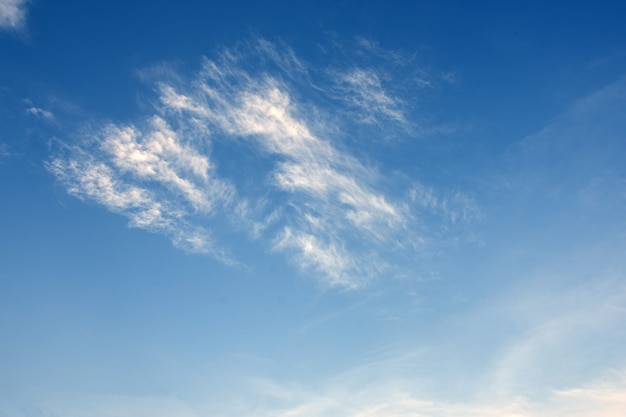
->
[549,376,626,417]
[233,276,626,414]
[11,372,626,417]
[0,143,11,160]
[0,0,27,31]
[225,258,626,416]
[48,119,237,264]
[333,68,407,126]
[26,106,54,120]
[51,38,477,287]
[99,116,233,212]
[218,368,626,417]
[9,268,624,417]
[274,228,358,288]
[156,64,417,285]
[409,183,482,225]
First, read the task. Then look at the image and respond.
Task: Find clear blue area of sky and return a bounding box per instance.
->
[1,1,626,416]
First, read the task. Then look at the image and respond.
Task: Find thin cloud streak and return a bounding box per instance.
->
[0,143,12,161]
[228,271,626,417]
[221,369,626,417]
[333,68,407,126]
[356,375,626,416]
[26,106,54,120]
[10,373,626,417]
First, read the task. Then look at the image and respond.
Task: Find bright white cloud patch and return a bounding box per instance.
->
[48,118,236,262]
[50,38,478,287]
[0,0,27,31]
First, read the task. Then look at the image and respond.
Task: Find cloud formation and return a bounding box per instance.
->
[227,269,626,417]
[333,68,407,126]
[50,38,478,287]
[0,143,11,161]
[234,373,626,417]
[48,116,238,263]
[21,370,625,417]
[0,0,28,31]
[26,106,54,120]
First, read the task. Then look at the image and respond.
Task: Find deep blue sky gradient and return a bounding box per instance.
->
[2,2,626,416]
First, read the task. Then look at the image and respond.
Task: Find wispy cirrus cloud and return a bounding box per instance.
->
[0,143,12,161]
[0,0,28,32]
[227,375,626,417]
[7,256,623,417]
[50,38,478,287]
[48,117,238,263]
[511,74,626,203]
[332,68,407,126]
[9,372,626,417]
[27,106,54,120]
[220,265,626,417]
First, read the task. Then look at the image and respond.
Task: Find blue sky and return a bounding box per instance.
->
[1,1,626,416]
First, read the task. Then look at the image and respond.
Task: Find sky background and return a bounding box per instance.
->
[1,1,626,416]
